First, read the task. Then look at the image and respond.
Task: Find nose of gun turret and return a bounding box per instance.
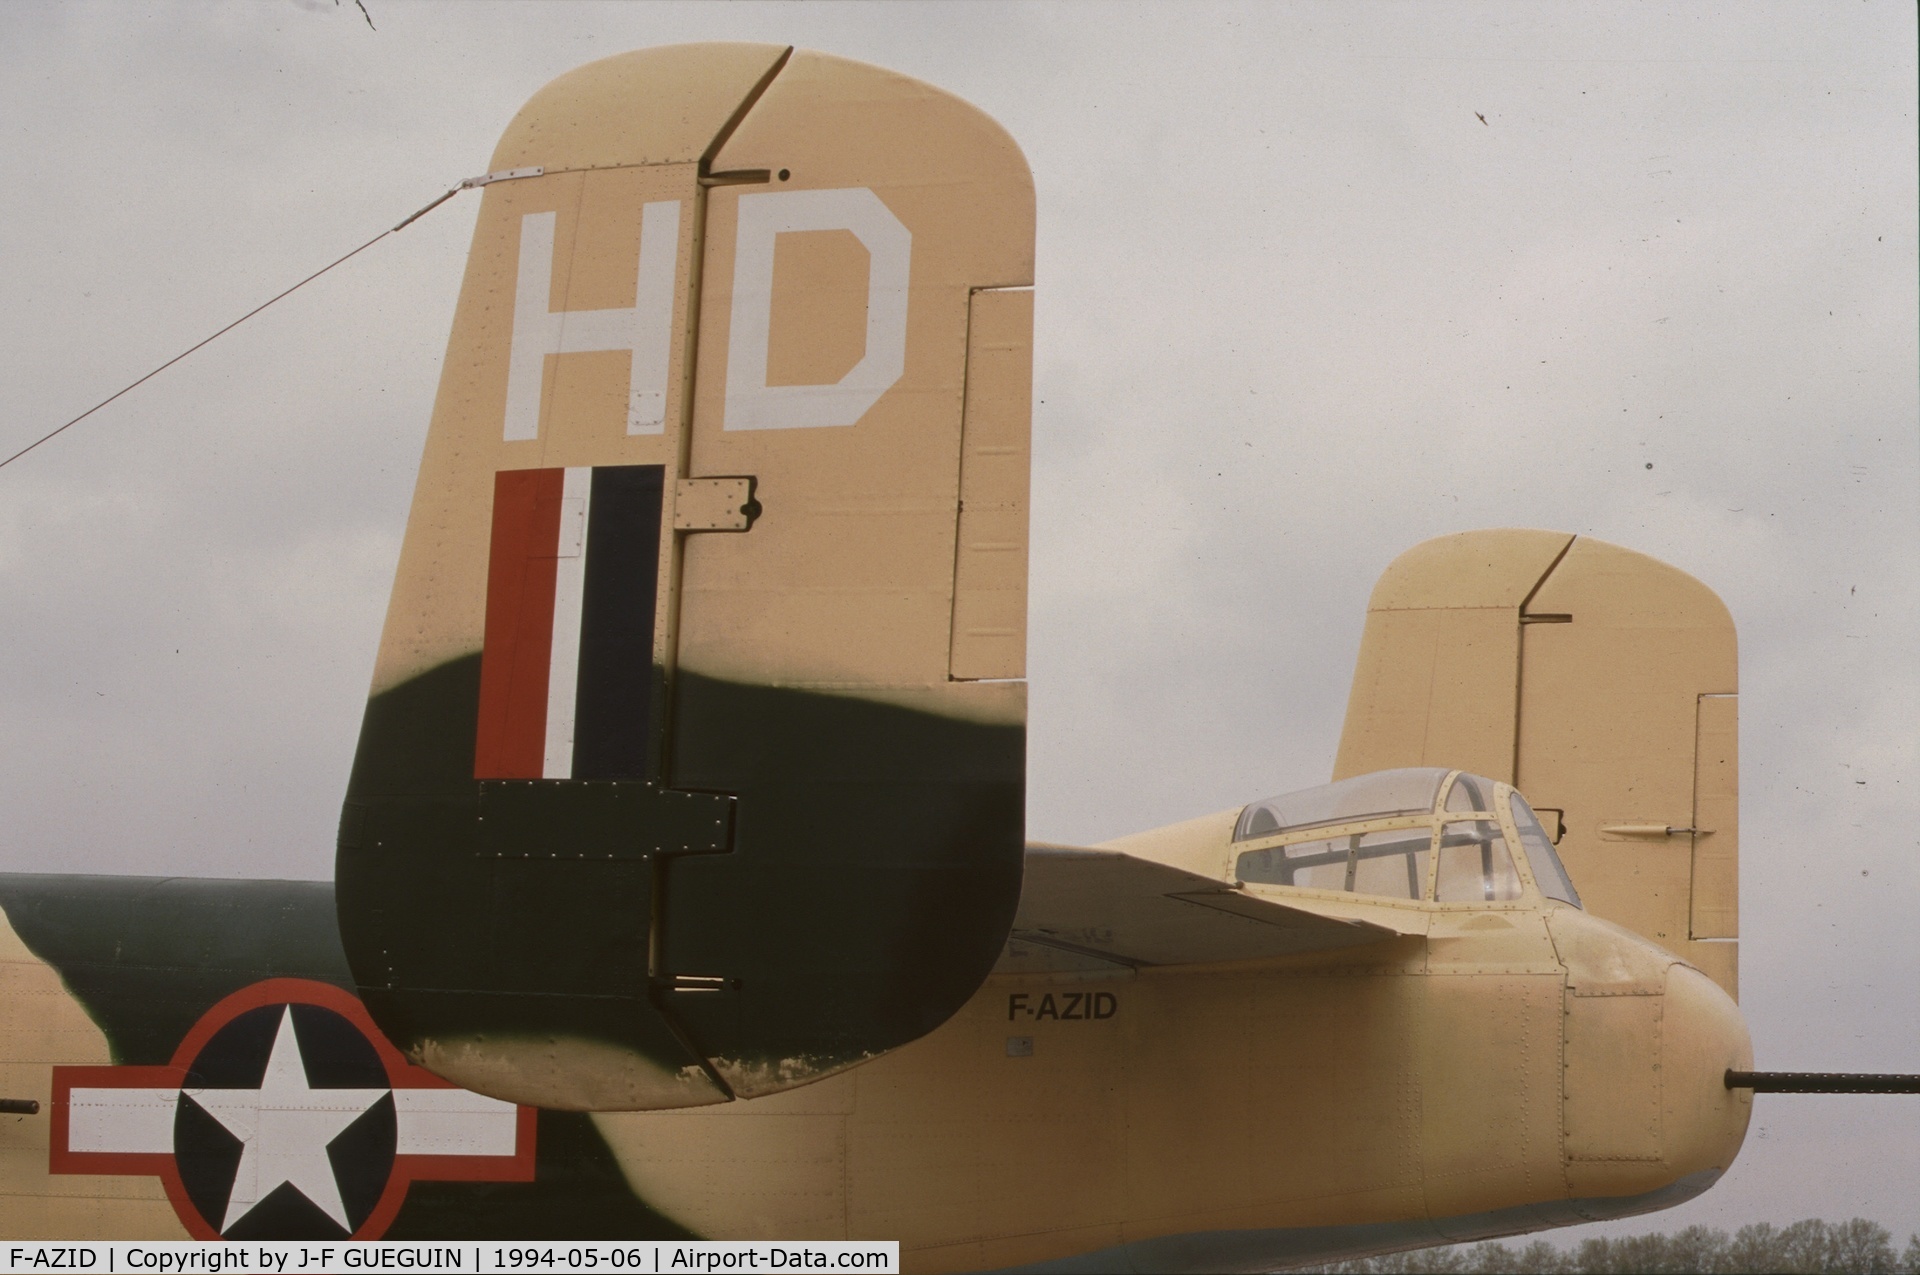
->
[1660,961,1754,1181]
[1555,908,1753,1208]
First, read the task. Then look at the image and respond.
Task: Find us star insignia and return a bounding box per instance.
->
[52,978,536,1239]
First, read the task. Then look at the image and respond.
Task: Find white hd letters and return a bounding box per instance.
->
[499,189,910,439]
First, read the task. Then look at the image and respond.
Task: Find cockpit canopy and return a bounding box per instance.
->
[1233,767,1581,907]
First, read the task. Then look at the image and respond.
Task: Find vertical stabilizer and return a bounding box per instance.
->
[337,45,1036,1108]
[1334,531,1738,998]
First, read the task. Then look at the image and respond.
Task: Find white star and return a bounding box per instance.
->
[184,1006,389,1233]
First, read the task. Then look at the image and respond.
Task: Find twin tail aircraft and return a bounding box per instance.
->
[3,40,1841,1273]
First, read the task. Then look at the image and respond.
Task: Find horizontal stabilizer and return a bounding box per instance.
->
[999,845,1403,972]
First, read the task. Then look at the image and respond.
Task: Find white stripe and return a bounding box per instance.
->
[393,1088,521,1158]
[543,466,591,779]
[68,1087,179,1154]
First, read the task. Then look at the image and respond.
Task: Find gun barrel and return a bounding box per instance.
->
[1725,1070,1920,1094]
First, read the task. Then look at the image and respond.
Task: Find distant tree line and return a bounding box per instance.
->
[1295,1218,1920,1274]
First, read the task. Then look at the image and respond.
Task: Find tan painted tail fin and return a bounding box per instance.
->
[1334,531,1738,998]
[337,45,1035,1109]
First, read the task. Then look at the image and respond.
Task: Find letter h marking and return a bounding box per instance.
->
[505,203,681,441]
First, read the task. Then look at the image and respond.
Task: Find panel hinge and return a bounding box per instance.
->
[661,974,738,993]
[1600,824,1706,838]
[699,169,773,187]
[673,477,760,532]
[460,166,544,189]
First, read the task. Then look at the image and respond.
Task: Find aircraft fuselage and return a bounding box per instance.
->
[0,871,1748,1271]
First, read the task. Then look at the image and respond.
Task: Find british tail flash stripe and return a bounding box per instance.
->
[475,468,563,779]
[476,464,664,780]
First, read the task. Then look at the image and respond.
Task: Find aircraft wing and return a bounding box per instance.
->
[998,844,1412,972]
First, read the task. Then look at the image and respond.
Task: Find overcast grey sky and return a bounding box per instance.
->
[0,0,1913,1246]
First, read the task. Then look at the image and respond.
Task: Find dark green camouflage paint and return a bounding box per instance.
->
[0,873,687,1238]
[335,654,706,1084]
[0,875,348,1065]
[662,669,1024,1077]
[335,654,1024,1092]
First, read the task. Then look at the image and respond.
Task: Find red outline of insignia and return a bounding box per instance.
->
[51,977,537,1240]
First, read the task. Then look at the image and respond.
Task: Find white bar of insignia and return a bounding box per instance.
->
[67,1087,178,1154]
[392,1088,520,1157]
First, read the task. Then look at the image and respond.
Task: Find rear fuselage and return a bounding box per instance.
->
[0,873,1749,1271]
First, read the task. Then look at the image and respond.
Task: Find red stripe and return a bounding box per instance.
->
[475,468,564,779]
